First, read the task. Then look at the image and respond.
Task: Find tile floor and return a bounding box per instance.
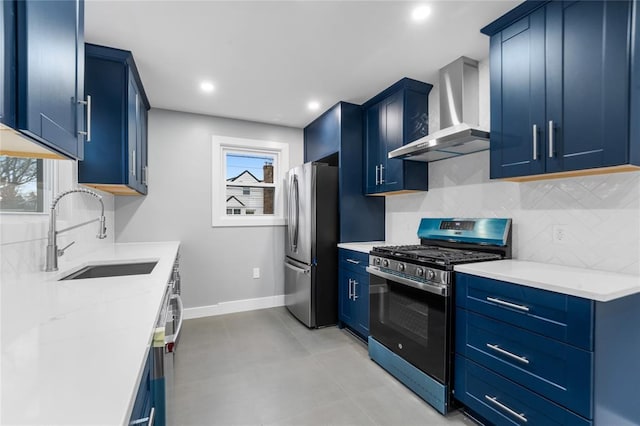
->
[168,307,476,426]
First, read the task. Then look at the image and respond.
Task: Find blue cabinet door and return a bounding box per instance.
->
[545,0,631,173]
[363,78,431,195]
[16,0,85,159]
[364,101,383,194]
[1,1,16,128]
[79,44,149,195]
[631,0,640,166]
[304,105,340,162]
[489,10,546,179]
[338,268,355,326]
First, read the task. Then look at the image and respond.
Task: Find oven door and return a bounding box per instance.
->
[367,266,450,384]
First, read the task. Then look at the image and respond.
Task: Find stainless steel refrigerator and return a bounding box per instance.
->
[284,162,338,328]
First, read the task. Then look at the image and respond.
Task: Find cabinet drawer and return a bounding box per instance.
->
[456,273,594,350]
[454,355,591,426]
[339,249,368,274]
[456,309,592,418]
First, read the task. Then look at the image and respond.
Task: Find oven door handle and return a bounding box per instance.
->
[366,266,449,297]
[165,294,184,345]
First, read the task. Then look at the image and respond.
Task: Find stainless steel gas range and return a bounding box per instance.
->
[366,218,512,415]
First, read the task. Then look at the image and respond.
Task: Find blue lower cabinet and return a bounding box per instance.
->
[455,355,591,426]
[130,352,152,425]
[338,249,369,340]
[456,308,592,418]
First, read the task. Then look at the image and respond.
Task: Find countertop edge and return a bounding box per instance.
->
[455,260,640,302]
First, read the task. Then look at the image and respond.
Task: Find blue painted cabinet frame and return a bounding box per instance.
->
[2,0,85,159]
[363,78,432,195]
[79,43,149,195]
[486,0,636,180]
[337,249,369,340]
[304,102,385,243]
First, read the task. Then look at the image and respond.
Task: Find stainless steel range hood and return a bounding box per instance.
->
[389,57,489,162]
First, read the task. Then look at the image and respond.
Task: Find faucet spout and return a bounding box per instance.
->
[45,188,108,272]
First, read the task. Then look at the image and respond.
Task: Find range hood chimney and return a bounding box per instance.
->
[389,56,489,162]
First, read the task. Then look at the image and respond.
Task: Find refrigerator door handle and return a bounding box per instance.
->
[292,174,299,251]
[284,261,310,274]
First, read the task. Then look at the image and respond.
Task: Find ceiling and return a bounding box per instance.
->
[85,1,519,129]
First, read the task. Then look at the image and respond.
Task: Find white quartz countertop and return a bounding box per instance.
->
[337,241,395,254]
[1,241,180,425]
[455,260,640,302]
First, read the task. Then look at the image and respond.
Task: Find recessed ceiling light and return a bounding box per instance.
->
[200,81,215,93]
[308,101,320,111]
[412,5,431,21]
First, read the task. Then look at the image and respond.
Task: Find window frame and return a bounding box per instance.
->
[212,135,289,227]
[0,157,55,215]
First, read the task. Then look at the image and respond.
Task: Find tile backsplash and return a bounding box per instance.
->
[386,151,640,275]
[0,160,115,280]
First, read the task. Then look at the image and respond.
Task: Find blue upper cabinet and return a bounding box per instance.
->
[304,102,384,242]
[1,1,16,129]
[363,78,432,195]
[14,0,86,160]
[78,44,150,195]
[485,0,636,180]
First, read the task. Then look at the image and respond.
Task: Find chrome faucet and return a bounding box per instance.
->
[46,188,107,272]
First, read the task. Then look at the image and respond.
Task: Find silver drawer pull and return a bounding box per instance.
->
[346,259,360,265]
[485,395,527,423]
[486,297,530,312]
[129,407,155,425]
[486,343,530,364]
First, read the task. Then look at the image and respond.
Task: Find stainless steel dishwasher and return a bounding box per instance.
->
[151,253,184,425]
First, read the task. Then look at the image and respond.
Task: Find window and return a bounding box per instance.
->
[0,156,53,214]
[212,135,289,227]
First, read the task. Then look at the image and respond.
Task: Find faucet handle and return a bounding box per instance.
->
[57,241,76,257]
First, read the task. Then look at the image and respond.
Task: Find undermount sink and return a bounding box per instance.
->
[59,261,158,280]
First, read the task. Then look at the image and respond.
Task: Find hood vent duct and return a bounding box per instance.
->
[389,56,490,162]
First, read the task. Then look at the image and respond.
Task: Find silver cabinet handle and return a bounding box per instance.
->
[346,259,360,265]
[532,124,538,160]
[486,343,530,364]
[77,95,92,141]
[380,164,385,184]
[132,150,136,178]
[143,166,148,186]
[129,406,155,425]
[486,297,530,312]
[548,120,554,158]
[348,278,353,300]
[484,395,527,423]
[375,165,380,185]
[352,280,359,300]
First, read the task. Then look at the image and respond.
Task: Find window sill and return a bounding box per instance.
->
[212,216,286,228]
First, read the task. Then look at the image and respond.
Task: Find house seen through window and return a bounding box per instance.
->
[225,153,275,216]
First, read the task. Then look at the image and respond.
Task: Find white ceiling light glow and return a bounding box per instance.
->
[412,5,432,22]
[200,81,215,93]
[307,101,320,111]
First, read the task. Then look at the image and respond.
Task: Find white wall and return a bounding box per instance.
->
[0,160,116,280]
[114,109,303,311]
[385,59,640,275]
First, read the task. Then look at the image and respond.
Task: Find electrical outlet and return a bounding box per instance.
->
[552,225,568,244]
[253,267,260,279]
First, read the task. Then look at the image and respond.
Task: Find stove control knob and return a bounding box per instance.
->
[416,267,424,277]
[374,258,381,266]
[426,270,436,280]
[398,263,405,272]
[382,259,389,268]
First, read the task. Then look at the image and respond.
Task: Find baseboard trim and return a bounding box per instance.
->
[183,295,285,320]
